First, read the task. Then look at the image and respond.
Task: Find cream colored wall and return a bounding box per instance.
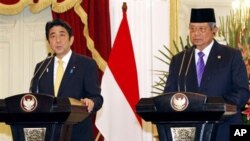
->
[0,7,52,141]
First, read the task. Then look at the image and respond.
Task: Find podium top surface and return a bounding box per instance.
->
[0,93,89,124]
[136,92,237,123]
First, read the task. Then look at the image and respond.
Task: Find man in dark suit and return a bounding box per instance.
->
[30,19,103,141]
[164,8,250,141]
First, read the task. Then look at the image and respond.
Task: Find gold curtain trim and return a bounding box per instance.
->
[74,0,107,72]
[52,0,77,13]
[29,0,52,13]
[0,0,32,15]
[0,0,107,72]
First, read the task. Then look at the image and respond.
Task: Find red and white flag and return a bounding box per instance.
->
[95,3,143,141]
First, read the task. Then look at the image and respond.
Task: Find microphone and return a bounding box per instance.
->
[29,53,52,93]
[177,46,187,92]
[184,46,195,92]
[35,53,56,93]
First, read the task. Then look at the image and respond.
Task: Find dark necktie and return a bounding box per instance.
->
[196,52,205,86]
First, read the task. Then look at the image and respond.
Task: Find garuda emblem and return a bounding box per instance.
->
[170,93,189,111]
[20,94,38,112]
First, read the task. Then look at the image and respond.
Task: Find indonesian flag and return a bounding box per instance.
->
[95,4,143,141]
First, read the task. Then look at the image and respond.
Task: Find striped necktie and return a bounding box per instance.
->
[196,52,205,86]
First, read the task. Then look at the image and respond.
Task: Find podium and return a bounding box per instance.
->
[136,92,237,141]
[0,93,89,141]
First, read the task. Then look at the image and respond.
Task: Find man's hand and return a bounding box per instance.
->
[80,98,94,113]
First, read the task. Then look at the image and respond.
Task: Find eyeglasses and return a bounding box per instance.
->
[189,26,209,33]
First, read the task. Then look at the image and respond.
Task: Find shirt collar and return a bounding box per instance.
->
[55,50,72,65]
[195,40,213,56]
[195,40,214,63]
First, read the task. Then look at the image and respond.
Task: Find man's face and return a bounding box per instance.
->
[48,26,74,58]
[189,23,217,50]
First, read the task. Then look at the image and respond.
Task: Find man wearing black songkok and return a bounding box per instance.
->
[164,8,250,141]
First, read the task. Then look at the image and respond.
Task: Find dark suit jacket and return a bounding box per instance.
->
[31,52,103,141]
[164,40,250,141]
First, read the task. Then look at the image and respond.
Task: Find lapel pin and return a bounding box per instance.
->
[217,55,221,59]
[70,66,76,74]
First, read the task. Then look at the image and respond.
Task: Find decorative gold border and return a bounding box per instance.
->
[170,0,178,48]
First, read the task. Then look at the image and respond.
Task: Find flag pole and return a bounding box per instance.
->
[95,132,101,141]
[123,2,127,12]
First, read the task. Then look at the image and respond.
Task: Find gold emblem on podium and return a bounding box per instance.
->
[170,93,189,111]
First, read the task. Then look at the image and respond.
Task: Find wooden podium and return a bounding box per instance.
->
[136,92,237,141]
[0,93,89,141]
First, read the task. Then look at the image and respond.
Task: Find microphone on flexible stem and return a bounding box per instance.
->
[184,46,195,92]
[177,46,188,92]
[36,53,56,93]
[29,53,52,93]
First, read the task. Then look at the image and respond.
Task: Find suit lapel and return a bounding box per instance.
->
[57,53,77,96]
[199,41,222,88]
[47,60,55,95]
[40,58,54,96]
[180,47,198,92]
[186,47,199,91]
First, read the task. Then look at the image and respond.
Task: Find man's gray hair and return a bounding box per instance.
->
[208,22,216,29]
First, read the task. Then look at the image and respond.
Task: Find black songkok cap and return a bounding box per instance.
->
[190,8,216,23]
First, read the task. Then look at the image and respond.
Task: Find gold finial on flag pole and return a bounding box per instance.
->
[122,2,127,12]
